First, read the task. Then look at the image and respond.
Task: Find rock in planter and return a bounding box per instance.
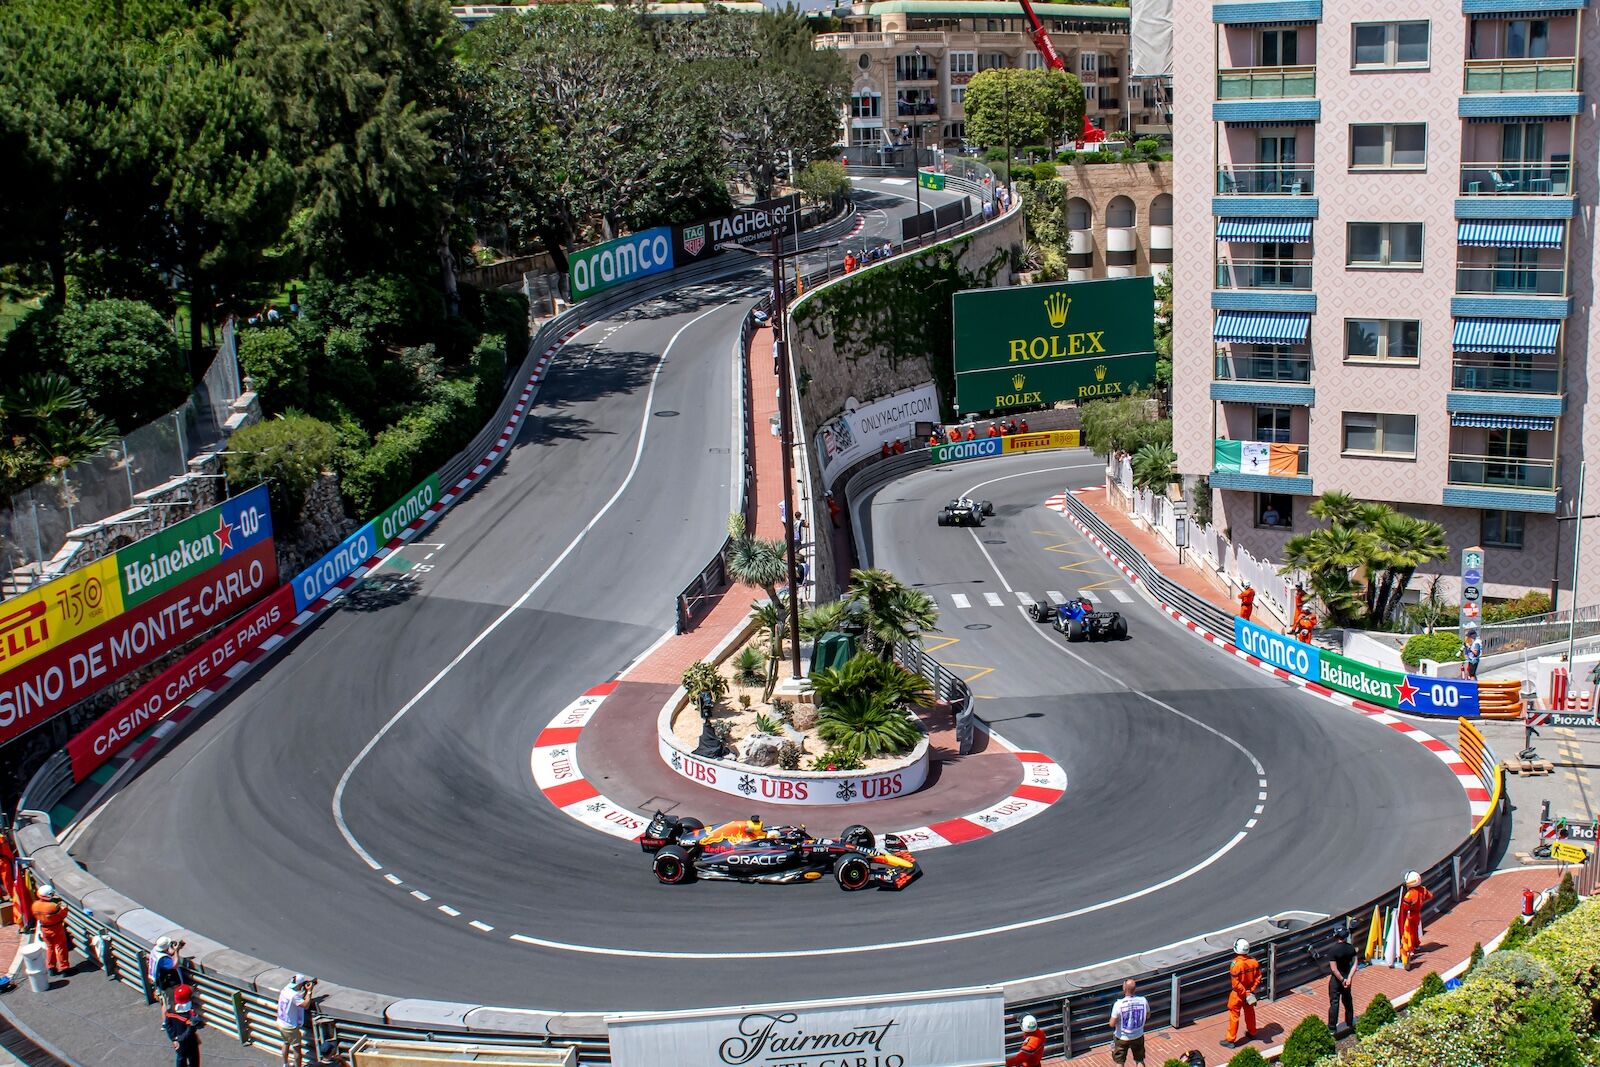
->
[741,732,786,767]
[791,705,818,731]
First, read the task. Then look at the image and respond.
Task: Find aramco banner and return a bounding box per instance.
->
[814,383,939,487]
[951,276,1157,413]
[607,987,1005,1067]
[569,227,675,301]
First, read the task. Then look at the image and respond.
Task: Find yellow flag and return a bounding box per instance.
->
[1364,905,1383,961]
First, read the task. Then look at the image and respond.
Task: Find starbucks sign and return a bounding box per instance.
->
[951,277,1157,412]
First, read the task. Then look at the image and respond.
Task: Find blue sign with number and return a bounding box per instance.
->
[1398,673,1481,717]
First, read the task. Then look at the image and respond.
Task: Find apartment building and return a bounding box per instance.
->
[815,1,1150,156]
[1172,0,1600,606]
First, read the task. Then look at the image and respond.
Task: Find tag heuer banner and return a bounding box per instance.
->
[673,194,801,265]
[951,277,1157,413]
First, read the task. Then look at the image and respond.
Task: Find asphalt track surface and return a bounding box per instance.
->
[69,184,1466,1013]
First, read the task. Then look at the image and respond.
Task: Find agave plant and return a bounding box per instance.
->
[754,713,782,736]
[732,645,765,687]
[817,692,922,760]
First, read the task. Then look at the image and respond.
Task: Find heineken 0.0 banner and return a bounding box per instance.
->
[951,276,1157,413]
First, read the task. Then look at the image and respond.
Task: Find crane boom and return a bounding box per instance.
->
[1014,0,1106,142]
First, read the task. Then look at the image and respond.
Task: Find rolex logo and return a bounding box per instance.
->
[1044,292,1071,329]
[1094,364,1107,381]
[1013,373,1026,390]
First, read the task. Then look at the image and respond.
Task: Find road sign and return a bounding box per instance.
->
[1552,842,1589,864]
[1460,546,1484,635]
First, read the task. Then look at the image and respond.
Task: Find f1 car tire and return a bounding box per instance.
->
[1066,618,1087,642]
[840,824,875,849]
[1110,618,1128,640]
[653,844,692,885]
[834,854,872,891]
[936,513,950,526]
[1028,602,1051,623]
[981,501,995,516]
[678,818,705,836]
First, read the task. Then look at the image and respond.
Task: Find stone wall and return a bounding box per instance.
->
[1056,160,1174,278]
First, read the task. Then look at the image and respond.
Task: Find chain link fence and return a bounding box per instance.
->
[0,324,241,595]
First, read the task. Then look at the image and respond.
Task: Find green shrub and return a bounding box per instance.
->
[340,377,480,516]
[1483,590,1552,624]
[239,327,310,413]
[983,147,1009,162]
[681,662,727,704]
[770,697,794,725]
[1522,894,1600,1022]
[754,713,781,736]
[1030,161,1058,183]
[1400,631,1462,669]
[1412,971,1447,1006]
[1281,1016,1336,1067]
[733,646,765,686]
[809,749,865,771]
[1501,915,1531,951]
[1135,138,1160,159]
[1354,992,1396,1038]
[1227,1049,1268,1067]
[1021,144,1047,160]
[1468,942,1484,973]
[818,693,921,758]
[224,414,342,532]
[1553,872,1579,917]
[795,160,851,204]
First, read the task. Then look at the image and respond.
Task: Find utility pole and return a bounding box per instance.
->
[906,123,923,245]
[770,232,804,680]
[1565,459,1587,671]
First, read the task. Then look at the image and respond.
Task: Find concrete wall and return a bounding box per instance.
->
[1058,160,1174,278]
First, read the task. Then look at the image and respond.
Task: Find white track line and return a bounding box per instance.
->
[951,593,971,609]
[331,301,737,872]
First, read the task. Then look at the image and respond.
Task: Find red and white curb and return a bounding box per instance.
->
[1044,494,1493,830]
[116,328,588,774]
[531,688,1066,850]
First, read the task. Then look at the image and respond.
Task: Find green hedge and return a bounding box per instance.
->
[224,414,342,530]
[1400,631,1462,669]
[1334,897,1600,1066]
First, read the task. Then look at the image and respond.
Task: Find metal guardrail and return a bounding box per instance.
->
[894,639,976,755]
[1061,490,1237,636]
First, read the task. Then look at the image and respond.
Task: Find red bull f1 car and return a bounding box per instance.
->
[639,813,919,890]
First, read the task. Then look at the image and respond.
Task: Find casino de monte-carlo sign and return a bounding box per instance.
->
[607,986,1004,1067]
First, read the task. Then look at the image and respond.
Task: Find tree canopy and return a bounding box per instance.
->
[962,67,1085,154]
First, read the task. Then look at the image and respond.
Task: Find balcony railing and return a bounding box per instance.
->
[1216,165,1315,196]
[1460,161,1574,196]
[896,101,940,116]
[1455,263,1567,297]
[814,31,947,48]
[896,67,940,83]
[1448,454,1556,491]
[1451,358,1561,394]
[1463,57,1578,94]
[1215,354,1312,383]
[1217,65,1316,100]
[1216,259,1313,291]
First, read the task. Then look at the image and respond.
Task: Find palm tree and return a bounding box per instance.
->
[1368,512,1448,624]
[812,651,932,712]
[1130,443,1177,493]
[727,536,789,609]
[750,598,786,674]
[845,568,939,658]
[817,691,923,759]
[1308,490,1360,527]
[799,599,849,641]
[1281,525,1369,626]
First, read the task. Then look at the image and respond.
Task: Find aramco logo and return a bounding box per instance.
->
[1044,291,1071,329]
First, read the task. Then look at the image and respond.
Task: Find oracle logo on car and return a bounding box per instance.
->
[724,852,787,867]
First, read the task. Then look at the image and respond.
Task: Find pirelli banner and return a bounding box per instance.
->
[0,485,276,748]
[951,276,1157,413]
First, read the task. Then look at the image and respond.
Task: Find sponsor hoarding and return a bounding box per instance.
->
[672,196,801,265]
[1001,429,1080,454]
[291,474,437,613]
[607,986,1004,1067]
[661,734,926,806]
[0,486,272,683]
[1234,617,1321,679]
[0,540,278,746]
[67,585,295,779]
[373,475,440,544]
[917,169,946,190]
[569,227,675,301]
[925,431,1082,467]
[929,437,1003,465]
[814,383,940,488]
[951,277,1157,413]
[1460,545,1484,632]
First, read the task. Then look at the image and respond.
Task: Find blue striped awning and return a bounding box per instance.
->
[1216,218,1313,242]
[1223,119,1318,128]
[1457,219,1565,248]
[1213,310,1311,344]
[1449,413,1556,431]
[1452,317,1561,354]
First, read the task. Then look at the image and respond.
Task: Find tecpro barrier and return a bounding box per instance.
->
[1232,617,1481,717]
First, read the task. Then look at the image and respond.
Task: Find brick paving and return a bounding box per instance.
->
[1048,867,1560,1065]
[625,325,792,685]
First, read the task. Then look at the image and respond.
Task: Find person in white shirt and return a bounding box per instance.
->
[276,974,315,1067]
[1108,978,1149,1066]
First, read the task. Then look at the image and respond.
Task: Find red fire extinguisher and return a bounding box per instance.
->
[1523,888,1536,916]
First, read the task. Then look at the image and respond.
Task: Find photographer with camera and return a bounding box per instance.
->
[151,936,189,1010]
[276,974,317,1067]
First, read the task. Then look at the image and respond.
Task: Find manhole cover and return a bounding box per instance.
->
[654,410,680,417]
[983,538,1006,545]
[964,623,991,631]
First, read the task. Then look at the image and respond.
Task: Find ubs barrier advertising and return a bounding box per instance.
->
[928,430,1082,466]
[607,987,1004,1067]
[951,277,1157,413]
[814,383,940,488]
[1232,617,1480,717]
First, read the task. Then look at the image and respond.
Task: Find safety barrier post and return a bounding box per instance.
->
[231,991,250,1045]
[1452,854,1463,902]
[138,952,156,1005]
[1268,943,1278,1002]
[1169,973,1180,1028]
[1060,998,1073,1057]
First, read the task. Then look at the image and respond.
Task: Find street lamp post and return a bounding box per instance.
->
[1002,73,1014,197]
[903,122,923,244]
[770,231,804,680]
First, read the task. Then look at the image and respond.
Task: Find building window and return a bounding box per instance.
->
[1259,28,1298,66]
[950,86,965,108]
[1342,412,1418,457]
[979,53,1008,71]
[1256,493,1293,530]
[1352,21,1430,69]
[1344,318,1420,363]
[1080,52,1098,75]
[1254,404,1293,443]
[1349,124,1426,170]
[1347,222,1423,268]
[1025,52,1044,70]
[851,94,881,119]
[950,51,976,76]
[850,127,884,148]
[1482,510,1525,549]
[946,121,965,143]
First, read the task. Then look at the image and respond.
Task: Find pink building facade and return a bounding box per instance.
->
[1172,0,1600,607]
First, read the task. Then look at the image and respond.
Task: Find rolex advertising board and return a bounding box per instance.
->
[951,277,1157,413]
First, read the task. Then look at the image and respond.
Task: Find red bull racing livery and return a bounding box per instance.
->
[640,812,919,890]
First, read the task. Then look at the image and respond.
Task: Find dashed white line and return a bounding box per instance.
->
[1110,589,1134,603]
[1258,791,1268,801]
[1047,590,1065,603]
[437,905,461,918]
[1013,591,1035,605]
[383,874,403,886]
[951,593,972,609]
[983,592,1004,607]
[410,890,431,902]
[469,920,495,932]
[1254,805,1265,815]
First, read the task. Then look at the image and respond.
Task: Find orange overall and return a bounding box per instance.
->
[1293,609,1317,643]
[1399,884,1433,966]
[1238,587,1256,621]
[1226,952,1261,1043]
[1005,1028,1045,1067]
[32,898,70,972]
